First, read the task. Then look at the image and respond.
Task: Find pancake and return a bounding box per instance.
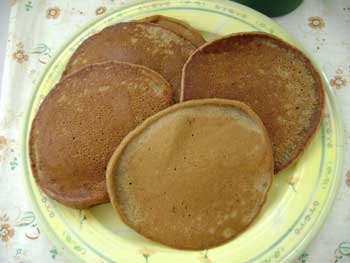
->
[63,21,197,102]
[30,61,173,208]
[107,99,273,249]
[139,15,205,47]
[181,32,325,173]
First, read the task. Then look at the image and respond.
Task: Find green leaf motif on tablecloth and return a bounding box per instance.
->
[49,245,66,261]
[49,247,59,259]
[14,211,41,240]
[25,1,33,12]
[28,43,52,65]
[0,146,19,171]
[14,248,31,262]
[15,211,35,227]
[334,241,350,262]
[50,249,58,259]
[12,41,52,67]
[298,252,309,263]
[9,148,19,170]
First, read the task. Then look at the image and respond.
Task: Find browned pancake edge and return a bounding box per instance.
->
[30,61,173,208]
[181,32,325,173]
[139,15,205,47]
[106,98,274,249]
[62,21,197,102]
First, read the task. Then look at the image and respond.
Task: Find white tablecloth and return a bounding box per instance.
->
[0,0,349,262]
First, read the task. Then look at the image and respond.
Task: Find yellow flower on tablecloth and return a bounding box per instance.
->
[308,16,325,29]
[330,75,347,89]
[0,136,7,150]
[12,49,28,63]
[46,7,61,19]
[96,6,107,15]
[0,223,15,242]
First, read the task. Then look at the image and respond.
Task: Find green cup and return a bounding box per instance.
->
[232,0,303,17]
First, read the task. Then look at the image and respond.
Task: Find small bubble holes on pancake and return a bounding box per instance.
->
[30,61,173,208]
[107,99,274,250]
[139,15,205,47]
[181,32,324,173]
[63,21,197,102]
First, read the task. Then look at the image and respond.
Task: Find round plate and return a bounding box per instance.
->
[20,0,344,262]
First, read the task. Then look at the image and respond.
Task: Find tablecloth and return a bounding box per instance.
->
[0,0,349,262]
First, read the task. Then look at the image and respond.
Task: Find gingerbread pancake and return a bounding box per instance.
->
[107,99,273,249]
[30,61,173,208]
[63,21,197,102]
[139,15,205,47]
[181,32,324,173]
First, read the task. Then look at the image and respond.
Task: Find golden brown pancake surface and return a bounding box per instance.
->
[181,32,324,173]
[63,21,197,102]
[107,99,273,250]
[139,15,205,47]
[30,61,173,208]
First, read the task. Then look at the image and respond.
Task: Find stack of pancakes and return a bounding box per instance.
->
[30,15,324,250]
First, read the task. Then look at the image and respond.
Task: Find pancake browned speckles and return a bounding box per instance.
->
[106,99,273,250]
[181,32,324,173]
[30,61,173,209]
[139,15,205,47]
[63,21,197,102]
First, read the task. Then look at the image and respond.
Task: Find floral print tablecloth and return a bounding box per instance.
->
[0,0,349,262]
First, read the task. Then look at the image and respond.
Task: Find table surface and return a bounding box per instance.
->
[0,1,349,263]
[0,1,11,101]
